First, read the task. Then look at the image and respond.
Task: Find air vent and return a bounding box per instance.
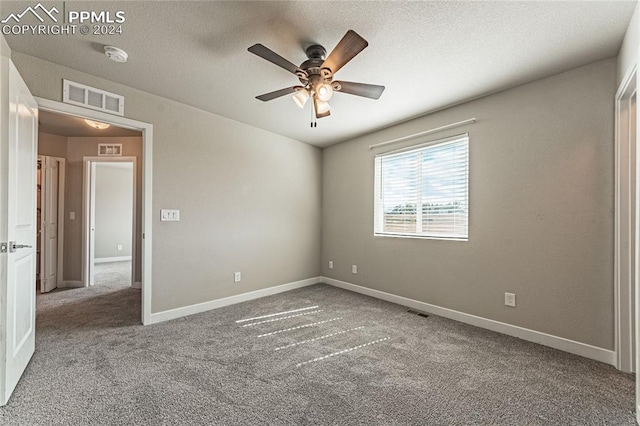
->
[98,144,122,156]
[407,309,429,318]
[63,80,124,116]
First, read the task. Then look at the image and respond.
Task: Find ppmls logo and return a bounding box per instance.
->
[2,2,126,36]
[1,2,59,24]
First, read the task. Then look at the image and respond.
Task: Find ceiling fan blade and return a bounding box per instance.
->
[322,30,368,74]
[334,81,385,99]
[256,86,299,102]
[248,44,303,75]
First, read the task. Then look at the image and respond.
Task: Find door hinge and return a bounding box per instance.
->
[0,242,7,253]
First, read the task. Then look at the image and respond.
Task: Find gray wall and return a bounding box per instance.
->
[94,164,134,259]
[321,58,616,350]
[12,52,322,314]
[38,132,67,158]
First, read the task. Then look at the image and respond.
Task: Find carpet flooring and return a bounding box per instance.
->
[93,261,132,287]
[0,282,635,425]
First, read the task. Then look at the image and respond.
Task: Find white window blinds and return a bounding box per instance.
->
[374,134,469,240]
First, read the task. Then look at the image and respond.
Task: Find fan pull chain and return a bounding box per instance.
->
[310,100,317,128]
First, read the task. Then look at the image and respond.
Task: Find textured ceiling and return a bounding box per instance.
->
[2,1,636,147]
[39,109,141,137]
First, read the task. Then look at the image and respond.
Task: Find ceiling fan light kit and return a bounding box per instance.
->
[314,97,330,117]
[292,87,310,108]
[248,30,385,126]
[315,83,333,102]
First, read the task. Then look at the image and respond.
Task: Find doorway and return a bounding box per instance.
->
[35,98,153,325]
[37,155,65,294]
[84,159,136,288]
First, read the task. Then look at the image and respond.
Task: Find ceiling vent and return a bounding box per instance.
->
[63,79,124,116]
[98,144,122,156]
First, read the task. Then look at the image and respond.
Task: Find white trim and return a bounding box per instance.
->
[34,97,153,325]
[322,277,615,366]
[148,277,322,325]
[614,62,638,373]
[94,256,132,264]
[617,63,638,100]
[54,157,65,288]
[59,281,83,288]
[82,156,137,288]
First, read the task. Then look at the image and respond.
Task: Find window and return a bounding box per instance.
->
[374,134,469,240]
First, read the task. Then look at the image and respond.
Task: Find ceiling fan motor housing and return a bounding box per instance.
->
[300,44,333,86]
[305,44,327,60]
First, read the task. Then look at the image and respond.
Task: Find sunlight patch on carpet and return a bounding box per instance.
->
[241,310,324,327]
[257,317,343,337]
[296,337,390,367]
[274,326,366,351]
[235,305,320,323]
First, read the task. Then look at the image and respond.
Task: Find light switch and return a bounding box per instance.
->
[69,211,75,220]
[161,209,180,221]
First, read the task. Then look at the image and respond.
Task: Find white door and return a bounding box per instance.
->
[40,157,58,293]
[88,162,96,286]
[0,62,38,405]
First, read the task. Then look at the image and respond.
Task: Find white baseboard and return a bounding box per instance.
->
[148,277,322,325]
[59,280,83,288]
[132,281,141,289]
[322,277,615,366]
[94,256,132,264]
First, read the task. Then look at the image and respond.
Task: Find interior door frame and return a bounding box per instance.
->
[83,157,137,288]
[35,97,153,325]
[38,155,66,292]
[615,63,637,374]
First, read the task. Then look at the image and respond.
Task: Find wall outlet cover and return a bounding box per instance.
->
[160,209,180,221]
[505,292,516,307]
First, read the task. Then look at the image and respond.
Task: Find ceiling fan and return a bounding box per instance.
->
[248,30,385,122]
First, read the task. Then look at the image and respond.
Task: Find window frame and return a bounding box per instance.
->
[373,133,469,241]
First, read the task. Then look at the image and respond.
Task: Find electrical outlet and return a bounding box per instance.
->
[352,265,358,274]
[328,261,334,269]
[234,272,241,283]
[117,244,123,251]
[505,292,516,307]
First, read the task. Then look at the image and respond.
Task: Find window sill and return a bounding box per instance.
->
[373,232,468,242]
